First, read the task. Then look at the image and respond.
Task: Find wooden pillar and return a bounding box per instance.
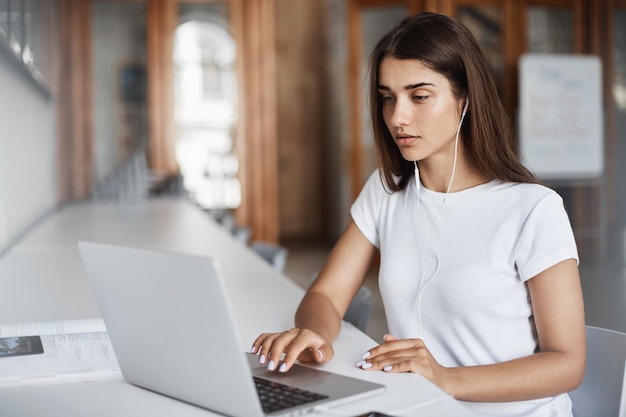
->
[147,0,177,175]
[61,0,92,200]
[348,0,363,201]
[238,0,279,243]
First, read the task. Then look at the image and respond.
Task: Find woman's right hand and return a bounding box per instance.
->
[250,328,334,373]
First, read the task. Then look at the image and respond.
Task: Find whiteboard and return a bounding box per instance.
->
[518,54,603,180]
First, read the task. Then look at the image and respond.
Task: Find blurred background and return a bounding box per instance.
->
[0,0,625,341]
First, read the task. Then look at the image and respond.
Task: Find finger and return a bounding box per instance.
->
[357,353,403,371]
[383,333,398,342]
[357,341,428,370]
[380,359,408,373]
[358,352,417,371]
[279,347,323,373]
[380,356,435,375]
[280,330,332,372]
[362,336,423,361]
[250,333,272,355]
[264,329,301,371]
[253,330,296,367]
[251,333,275,365]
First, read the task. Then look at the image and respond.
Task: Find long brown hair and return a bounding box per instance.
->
[369,12,537,192]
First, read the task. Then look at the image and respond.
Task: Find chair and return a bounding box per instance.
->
[309,273,372,333]
[209,210,250,244]
[232,226,251,245]
[93,150,151,202]
[343,285,372,333]
[251,241,289,272]
[569,325,626,417]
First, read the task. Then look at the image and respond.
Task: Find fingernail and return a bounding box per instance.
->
[383,365,392,372]
[259,354,266,365]
[316,349,323,359]
[355,360,366,367]
[279,363,287,373]
[250,346,257,354]
[361,362,372,369]
[267,360,276,371]
[361,351,370,359]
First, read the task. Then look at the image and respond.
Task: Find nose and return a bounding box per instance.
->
[388,97,412,128]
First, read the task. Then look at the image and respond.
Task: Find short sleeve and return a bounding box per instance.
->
[515,192,579,282]
[350,170,383,248]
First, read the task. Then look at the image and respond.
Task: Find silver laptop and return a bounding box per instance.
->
[78,242,385,417]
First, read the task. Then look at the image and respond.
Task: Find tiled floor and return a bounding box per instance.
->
[283,243,626,342]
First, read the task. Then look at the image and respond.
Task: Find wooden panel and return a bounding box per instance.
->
[161,0,177,174]
[275,0,326,239]
[355,0,407,6]
[348,0,363,201]
[147,0,177,175]
[146,0,162,174]
[504,0,524,117]
[57,0,72,203]
[230,0,249,229]
[69,0,93,199]
[240,0,279,243]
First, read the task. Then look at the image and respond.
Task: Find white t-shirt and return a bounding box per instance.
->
[351,170,579,417]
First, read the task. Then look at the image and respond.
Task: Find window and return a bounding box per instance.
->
[0,0,57,94]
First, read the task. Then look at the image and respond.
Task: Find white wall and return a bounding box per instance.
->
[0,50,59,253]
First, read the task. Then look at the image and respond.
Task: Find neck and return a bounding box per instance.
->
[417,157,488,193]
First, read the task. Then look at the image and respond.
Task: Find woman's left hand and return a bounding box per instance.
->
[357,334,449,391]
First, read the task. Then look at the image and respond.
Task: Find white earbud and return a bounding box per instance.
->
[446,97,468,195]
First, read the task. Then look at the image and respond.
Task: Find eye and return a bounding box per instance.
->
[413,95,428,102]
[380,95,395,103]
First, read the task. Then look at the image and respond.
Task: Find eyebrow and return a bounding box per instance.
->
[377,82,436,91]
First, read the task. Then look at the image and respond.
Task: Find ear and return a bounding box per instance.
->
[462,97,469,117]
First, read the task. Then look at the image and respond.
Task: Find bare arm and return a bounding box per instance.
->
[362,259,586,402]
[251,220,377,372]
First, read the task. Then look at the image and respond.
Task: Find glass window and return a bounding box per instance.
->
[174,3,241,210]
[527,6,574,53]
[0,0,8,38]
[0,0,57,90]
[8,0,21,55]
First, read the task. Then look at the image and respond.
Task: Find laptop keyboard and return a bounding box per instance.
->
[253,376,329,413]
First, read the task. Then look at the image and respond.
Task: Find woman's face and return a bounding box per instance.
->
[378,57,466,166]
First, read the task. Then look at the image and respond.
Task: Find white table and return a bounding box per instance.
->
[0,199,481,416]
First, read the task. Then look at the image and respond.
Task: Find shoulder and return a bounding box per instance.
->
[360,169,397,197]
[472,181,567,224]
[488,181,562,205]
[352,169,405,220]
[494,183,573,235]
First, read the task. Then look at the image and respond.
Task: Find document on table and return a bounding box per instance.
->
[0,319,121,385]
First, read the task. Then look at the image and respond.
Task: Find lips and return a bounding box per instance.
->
[395,134,418,146]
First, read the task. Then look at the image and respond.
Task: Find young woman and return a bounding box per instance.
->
[251,12,585,417]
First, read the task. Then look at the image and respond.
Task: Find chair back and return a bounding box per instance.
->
[570,326,626,417]
[343,286,372,333]
[251,241,288,272]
